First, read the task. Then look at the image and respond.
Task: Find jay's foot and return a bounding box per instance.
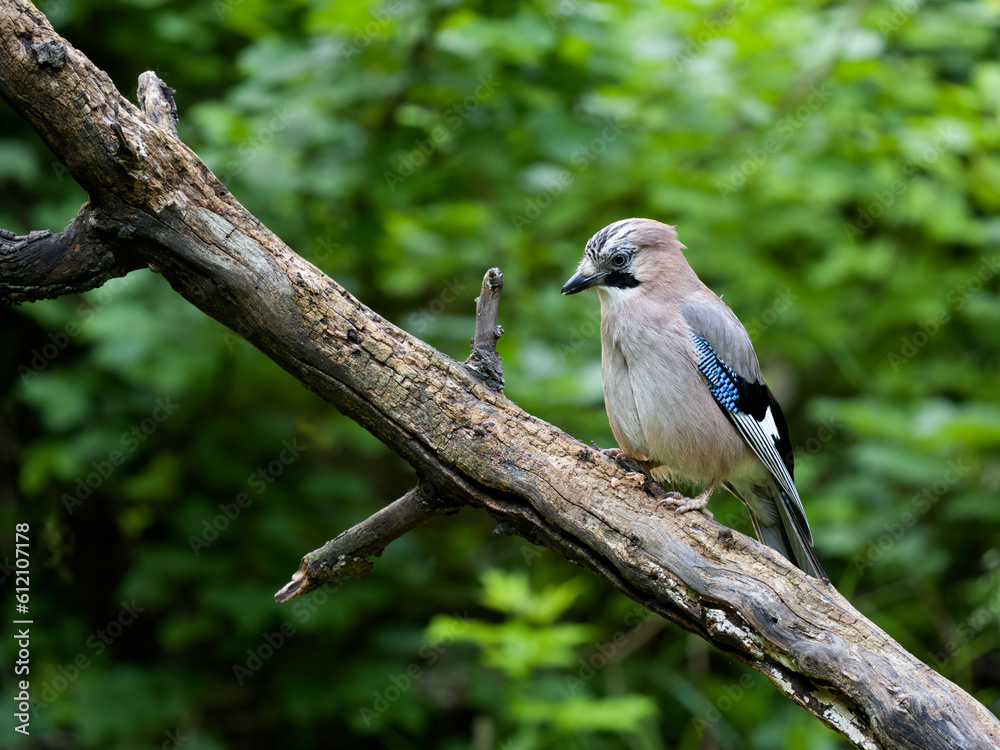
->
[657,487,715,519]
[595,445,645,475]
[593,443,621,457]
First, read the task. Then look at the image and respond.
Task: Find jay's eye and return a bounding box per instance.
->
[611,253,628,267]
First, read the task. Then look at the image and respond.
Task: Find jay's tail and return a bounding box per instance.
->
[729,483,827,580]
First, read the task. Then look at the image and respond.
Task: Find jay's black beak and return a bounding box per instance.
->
[561,269,608,295]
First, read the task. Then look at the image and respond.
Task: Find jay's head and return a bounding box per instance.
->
[561,218,687,298]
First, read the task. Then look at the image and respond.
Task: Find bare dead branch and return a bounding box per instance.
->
[464,266,505,391]
[274,482,460,603]
[137,71,178,137]
[279,271,507,602]
[0,204,144,305]
[2,3,999,747]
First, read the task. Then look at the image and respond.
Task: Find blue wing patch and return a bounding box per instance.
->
[689,333,795,481]
[690,334,742,413]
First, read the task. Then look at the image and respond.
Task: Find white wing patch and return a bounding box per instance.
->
[730,408,807,532]
[759,405,779,442]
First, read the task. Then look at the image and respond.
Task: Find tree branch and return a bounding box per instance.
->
[137,71,178,137]
[0,204,144,304]
[278,266,508,602]
[464,266,505,391]
[274,481,460,603]
[2,3,998,748]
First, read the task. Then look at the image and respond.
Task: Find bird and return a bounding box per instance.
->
[561,218,826,579]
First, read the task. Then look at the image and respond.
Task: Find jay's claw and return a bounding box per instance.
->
[599,448,645,475]
[657,488,714,519]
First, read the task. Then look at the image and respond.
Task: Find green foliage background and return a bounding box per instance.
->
[2,0,999,747]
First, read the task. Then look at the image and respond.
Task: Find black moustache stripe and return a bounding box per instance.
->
[604,271,640,289]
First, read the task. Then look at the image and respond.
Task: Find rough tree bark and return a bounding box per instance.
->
[1,3,997,748]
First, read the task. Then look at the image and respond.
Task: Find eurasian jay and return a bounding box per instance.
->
[562,218,826,579]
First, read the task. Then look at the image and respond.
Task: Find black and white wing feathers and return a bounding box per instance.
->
[687,329,825,578]
[688,334,799,509]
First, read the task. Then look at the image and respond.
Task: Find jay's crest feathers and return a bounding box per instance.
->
[562,218,826,579]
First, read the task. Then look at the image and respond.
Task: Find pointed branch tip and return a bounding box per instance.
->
[465,267,505,391]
